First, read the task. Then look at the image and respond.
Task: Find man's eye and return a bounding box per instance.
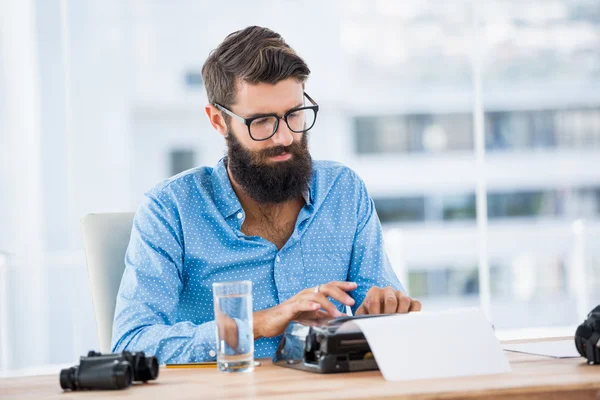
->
[288,112,300,118]
[254,118,270,125]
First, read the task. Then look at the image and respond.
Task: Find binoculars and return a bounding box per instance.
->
[575,305,600,365]
[60,350,159,391]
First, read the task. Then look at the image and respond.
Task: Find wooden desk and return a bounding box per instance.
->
[2,339,599,399]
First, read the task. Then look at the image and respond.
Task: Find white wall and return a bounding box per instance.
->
[0,0,47,370]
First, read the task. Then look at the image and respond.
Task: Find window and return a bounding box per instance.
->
[373,197,426,223]
[408,266,506,298]
[354,116,413,154]
[488,191,560,219]
[374,188,598,224]
[485,111,556,150]
[569,187,600,218]
[443,194,476,221]
[556,108,600,149]
[355,113,472,154]
[355,108,600,154]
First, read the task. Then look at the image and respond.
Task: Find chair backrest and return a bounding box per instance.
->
[81,212,135,353]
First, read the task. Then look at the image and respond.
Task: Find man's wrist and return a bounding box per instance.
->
[253,309,265,340]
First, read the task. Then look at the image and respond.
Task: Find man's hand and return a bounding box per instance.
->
[215,308,240,350]
[253,281,357,339]
[355,286,421,315]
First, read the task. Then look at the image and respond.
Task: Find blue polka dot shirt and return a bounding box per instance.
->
[111,158,403,363]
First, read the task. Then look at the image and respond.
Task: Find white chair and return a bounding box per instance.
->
[81,212,135,353]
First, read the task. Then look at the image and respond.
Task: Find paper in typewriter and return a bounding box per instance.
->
[338,308,511,381]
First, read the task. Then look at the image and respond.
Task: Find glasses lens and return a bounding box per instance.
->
[287,108,316,133]
[249,116,278,140]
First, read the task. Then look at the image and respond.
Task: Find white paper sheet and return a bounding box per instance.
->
[502,339,580,358]
[342,308,511,381]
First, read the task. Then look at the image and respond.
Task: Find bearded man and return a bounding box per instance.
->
[111,26,420,363]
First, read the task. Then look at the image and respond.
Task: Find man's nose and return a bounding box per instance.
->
[269,118,294,147]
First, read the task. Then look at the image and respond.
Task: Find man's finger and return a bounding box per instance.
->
[307,293,344,317]
[294,300,321,313]
[365,292,382,315]
[314,309,332,319]
[383,287,398,314]
[396,293,411,313]
[409,299,422,312]
[354,304,367,315]
[326,281,358,292]
[319,284,356,306]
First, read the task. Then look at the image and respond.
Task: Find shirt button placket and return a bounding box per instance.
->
[274,254,286,297]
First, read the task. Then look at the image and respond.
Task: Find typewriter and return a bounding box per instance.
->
[273,315,385,373]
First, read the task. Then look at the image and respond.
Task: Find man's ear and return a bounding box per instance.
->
[205,104,228,138]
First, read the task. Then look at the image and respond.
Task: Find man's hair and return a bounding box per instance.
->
[202,26,311,108]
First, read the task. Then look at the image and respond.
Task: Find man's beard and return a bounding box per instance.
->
[225,130,312,204]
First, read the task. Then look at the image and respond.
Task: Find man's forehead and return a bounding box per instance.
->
[233,78,304,114]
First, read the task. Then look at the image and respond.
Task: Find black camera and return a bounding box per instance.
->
[60,350,159,391]
[575,305,600,365]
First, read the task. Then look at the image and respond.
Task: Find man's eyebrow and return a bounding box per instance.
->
[245,102,304,119]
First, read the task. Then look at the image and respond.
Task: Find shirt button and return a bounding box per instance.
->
[236,212,243,219]
[276,255,281,263]
[209,350,216,357]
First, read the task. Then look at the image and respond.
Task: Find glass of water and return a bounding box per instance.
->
[212,280,254,372]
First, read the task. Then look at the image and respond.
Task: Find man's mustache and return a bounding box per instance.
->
[258,143,301,158]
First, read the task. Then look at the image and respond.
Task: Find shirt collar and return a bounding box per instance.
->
[211,157,243,219]
[302,187,313,207]
[211,157,315,219]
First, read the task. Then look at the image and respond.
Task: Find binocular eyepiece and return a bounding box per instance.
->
[60,350,159,391]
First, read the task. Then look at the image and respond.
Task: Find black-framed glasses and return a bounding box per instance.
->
[215,92,319,141]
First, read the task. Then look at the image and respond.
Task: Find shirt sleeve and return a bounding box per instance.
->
[221,318,253,355]
[111,191,218,363]
[347,175,405,314]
